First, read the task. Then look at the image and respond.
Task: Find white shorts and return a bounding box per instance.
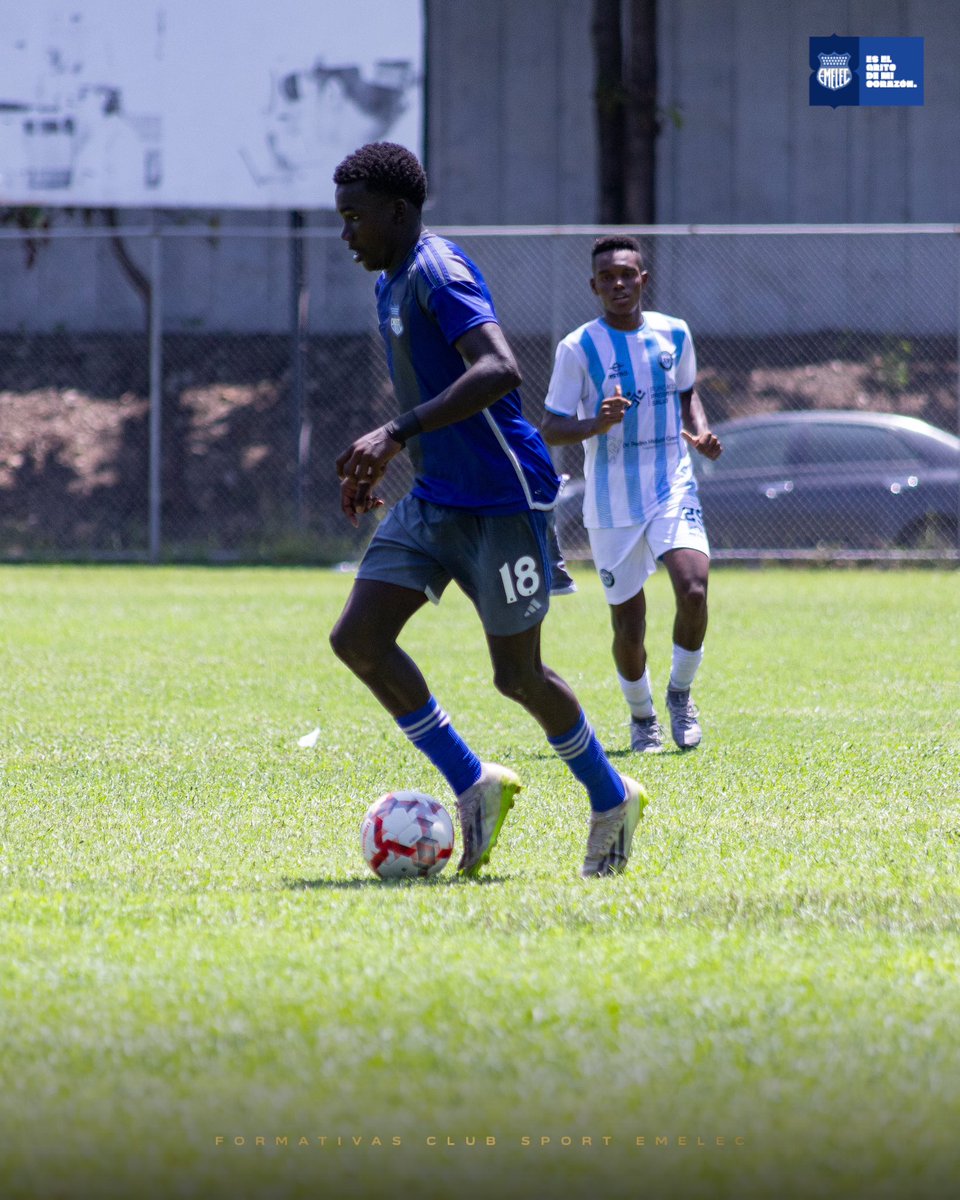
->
[587,495,710,605]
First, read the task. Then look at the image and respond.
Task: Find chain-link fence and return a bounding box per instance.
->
[0,223,957,563]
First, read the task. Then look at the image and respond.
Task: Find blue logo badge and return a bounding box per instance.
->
[810,35,923,107]
[817,51,852,91]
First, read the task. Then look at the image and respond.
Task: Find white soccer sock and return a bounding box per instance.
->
[668,644,704,693]
[617,668,656,719]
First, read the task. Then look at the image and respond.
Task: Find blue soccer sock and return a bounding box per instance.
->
[396,697,482,796]
[548,711,626,812]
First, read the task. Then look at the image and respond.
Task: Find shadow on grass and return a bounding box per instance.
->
[283,873,511,891]
[525,746,695,763]
[606,747,696,760]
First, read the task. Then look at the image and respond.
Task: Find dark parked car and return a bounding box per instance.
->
[553,411,959,555]
[695,411,959,551]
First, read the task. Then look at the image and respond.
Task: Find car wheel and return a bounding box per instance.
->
[897,513,958,551]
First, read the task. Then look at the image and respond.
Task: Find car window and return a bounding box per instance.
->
[787,423,911,466]
[697,424,794,476]
[909,432,960,466]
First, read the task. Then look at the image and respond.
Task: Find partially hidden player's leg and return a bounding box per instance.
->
[486,621,649,877]
[661,547,710,749]
[545,508,577,595]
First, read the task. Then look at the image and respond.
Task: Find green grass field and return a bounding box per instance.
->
[1,564,958,1200]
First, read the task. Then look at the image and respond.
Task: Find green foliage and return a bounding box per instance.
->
[0,565,958,1200]
[876,337,914,391]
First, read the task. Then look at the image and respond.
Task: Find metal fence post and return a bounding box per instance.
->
[290,210,308,531]
[148,219,163,563]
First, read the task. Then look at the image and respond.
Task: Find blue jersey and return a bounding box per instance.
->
[375,232,560,515]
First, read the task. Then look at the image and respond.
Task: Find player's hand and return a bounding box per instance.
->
[681,428,723,460]
[593,385,630,434]
[335,426,404,522]
[339,473,385,527]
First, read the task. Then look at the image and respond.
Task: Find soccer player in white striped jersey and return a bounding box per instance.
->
[542,236,723,753]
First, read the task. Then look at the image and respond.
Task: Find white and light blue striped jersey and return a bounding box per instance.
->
[544,313,699,528]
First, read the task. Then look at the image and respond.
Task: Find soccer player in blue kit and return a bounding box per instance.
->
[329,143,648,879]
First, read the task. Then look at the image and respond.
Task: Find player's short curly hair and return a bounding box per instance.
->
[592,235,644,266]
[333,142,428,209]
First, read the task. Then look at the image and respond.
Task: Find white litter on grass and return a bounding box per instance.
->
[298,727,321,749]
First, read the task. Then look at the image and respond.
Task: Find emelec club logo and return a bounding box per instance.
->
[389,303,403,336]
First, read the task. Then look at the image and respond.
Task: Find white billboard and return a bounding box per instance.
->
[0,0,423,209]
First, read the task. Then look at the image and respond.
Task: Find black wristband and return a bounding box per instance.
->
[384,410,423,447]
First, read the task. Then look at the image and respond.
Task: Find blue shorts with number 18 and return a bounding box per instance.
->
[357,494,552,636]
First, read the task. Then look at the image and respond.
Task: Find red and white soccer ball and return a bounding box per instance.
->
[360,790,455,880]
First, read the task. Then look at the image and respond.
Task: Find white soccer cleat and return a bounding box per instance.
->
[581,774,650,878]
[455,763,522,878]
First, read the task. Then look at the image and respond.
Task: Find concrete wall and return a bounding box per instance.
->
[424,0,960,225]
[424,0,598,223]
[1,0,957,334]
[657,0,960,223]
